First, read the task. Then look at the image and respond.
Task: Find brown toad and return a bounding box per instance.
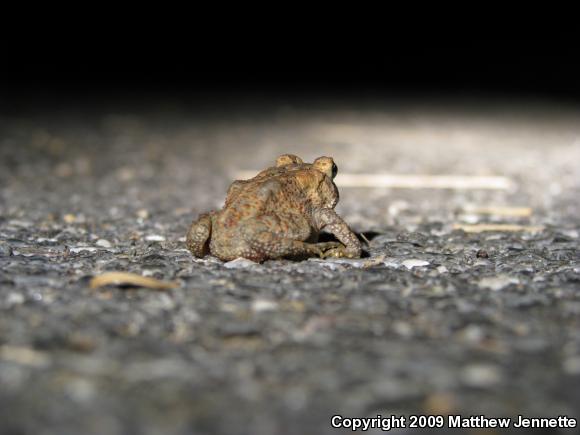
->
[186,154,362,262]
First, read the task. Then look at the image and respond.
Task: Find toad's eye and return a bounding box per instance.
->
[331,163,338,179]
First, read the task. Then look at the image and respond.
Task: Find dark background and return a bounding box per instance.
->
[2,24,580,435]
[2,30,579,107]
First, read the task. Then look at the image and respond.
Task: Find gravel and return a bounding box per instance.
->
[1,98,580,434]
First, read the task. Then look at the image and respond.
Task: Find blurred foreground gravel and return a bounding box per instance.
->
[1,97,580,434]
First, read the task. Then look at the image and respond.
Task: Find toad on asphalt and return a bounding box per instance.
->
[186,154,362,262]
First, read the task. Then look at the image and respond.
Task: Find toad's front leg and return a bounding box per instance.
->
[313,208,362,258]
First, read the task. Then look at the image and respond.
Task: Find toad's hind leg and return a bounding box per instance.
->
[186,212,213,257]
[247,235,341,261]
[241,214,341,261]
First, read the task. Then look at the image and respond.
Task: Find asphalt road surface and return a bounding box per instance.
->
[1,96,579,434]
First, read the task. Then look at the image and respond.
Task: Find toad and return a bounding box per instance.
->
[186,154,362,262]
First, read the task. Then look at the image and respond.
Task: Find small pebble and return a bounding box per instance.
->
[63,214,77,224]
[8,220,33,228]
[136,209,149,219]
[69,247,99,253]
[145,235,166,242]
[478,275,519,291]
[309,259,342,271]
[383,259,400,269]
[459,325,485,343]
[95,239,112,248]
[5,292,25,306]
[64,378,96,402]
[313,257,381,269]
[251,299,279,312]
[0,346,51,368]
[402,259,430,269]
[393,321,413,338]
[461,364,502,387]
[559,229,579,239]
[224,258,259,269]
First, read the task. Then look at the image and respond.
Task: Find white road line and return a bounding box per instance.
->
[453,224,544,233]
[235,172,515,190]
[462,206,532,217]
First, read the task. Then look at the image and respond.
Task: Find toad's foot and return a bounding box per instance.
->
[311,241,344,258]
[295,241,344,259]
[321,244,360,259]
